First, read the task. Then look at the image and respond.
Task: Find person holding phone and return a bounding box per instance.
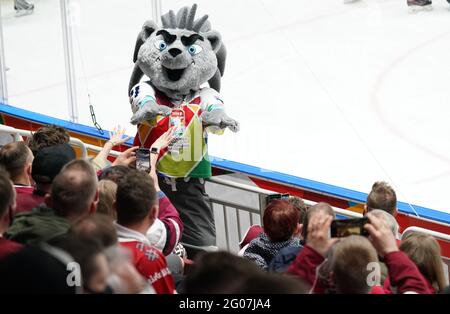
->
[147,128,187,287]
[126,128,186,287]
[147,127,175,194]
[287,211,431,294]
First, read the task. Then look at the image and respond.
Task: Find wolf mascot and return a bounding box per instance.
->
[128,4,239,250]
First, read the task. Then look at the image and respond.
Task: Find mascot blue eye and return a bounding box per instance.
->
[154,40,167,51]
[188,44,202,55]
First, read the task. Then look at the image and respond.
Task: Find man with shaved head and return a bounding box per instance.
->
[0,142,35,209]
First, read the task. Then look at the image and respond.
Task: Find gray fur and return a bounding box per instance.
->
[130,98,172,124]
[128,64,143,93]
[168,10,177,28]
[186,5,197,30]
[136,27,218,99]
[161,4,204,31]
[193,15,209,32]
[161,14,171,29]
[200,110,240,132]
[177,7,188,29]
[129,5,222,97]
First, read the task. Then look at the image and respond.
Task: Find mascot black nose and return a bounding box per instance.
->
[168,48,182,57]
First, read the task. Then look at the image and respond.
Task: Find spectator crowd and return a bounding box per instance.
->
[0,124,448,294]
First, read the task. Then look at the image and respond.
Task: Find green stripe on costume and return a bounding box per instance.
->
[157,116,211,178]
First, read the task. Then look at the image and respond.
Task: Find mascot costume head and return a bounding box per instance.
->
[129,4,227,99]
[128,4,239,250]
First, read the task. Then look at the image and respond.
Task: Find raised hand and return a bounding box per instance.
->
[108,125,131,147]
[306,211,339,257]
[364,212,399,258]
[151,127,175,151]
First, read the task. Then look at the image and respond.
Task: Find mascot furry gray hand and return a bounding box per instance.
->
[128,4,239,249]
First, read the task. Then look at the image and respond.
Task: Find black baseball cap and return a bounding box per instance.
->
[32,143,76,184]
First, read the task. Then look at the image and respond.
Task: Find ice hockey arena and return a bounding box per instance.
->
[0,0,449,299]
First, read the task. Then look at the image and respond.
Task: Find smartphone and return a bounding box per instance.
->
[266,193,290,204]
[136,148,150,172]
[330,217,369,238]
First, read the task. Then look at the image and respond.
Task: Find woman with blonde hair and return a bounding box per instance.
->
[399,232,447,293]
[97,180,118,220]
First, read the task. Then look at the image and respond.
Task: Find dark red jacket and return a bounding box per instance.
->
[287,245,432,294]
[14,186,45,214]
[157,192,183,255]
[383,255,436,294]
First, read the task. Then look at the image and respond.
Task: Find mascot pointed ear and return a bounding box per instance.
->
[133,21,159,63]
[130,21,158,95]
[206,30,222,53]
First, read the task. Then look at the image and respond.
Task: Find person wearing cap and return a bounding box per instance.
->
[15,143,76,214]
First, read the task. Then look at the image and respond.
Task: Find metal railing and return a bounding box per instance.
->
[206,175,362,253]
[206,176,270,252]
[402,226,450,243]
[0,124,121,158]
